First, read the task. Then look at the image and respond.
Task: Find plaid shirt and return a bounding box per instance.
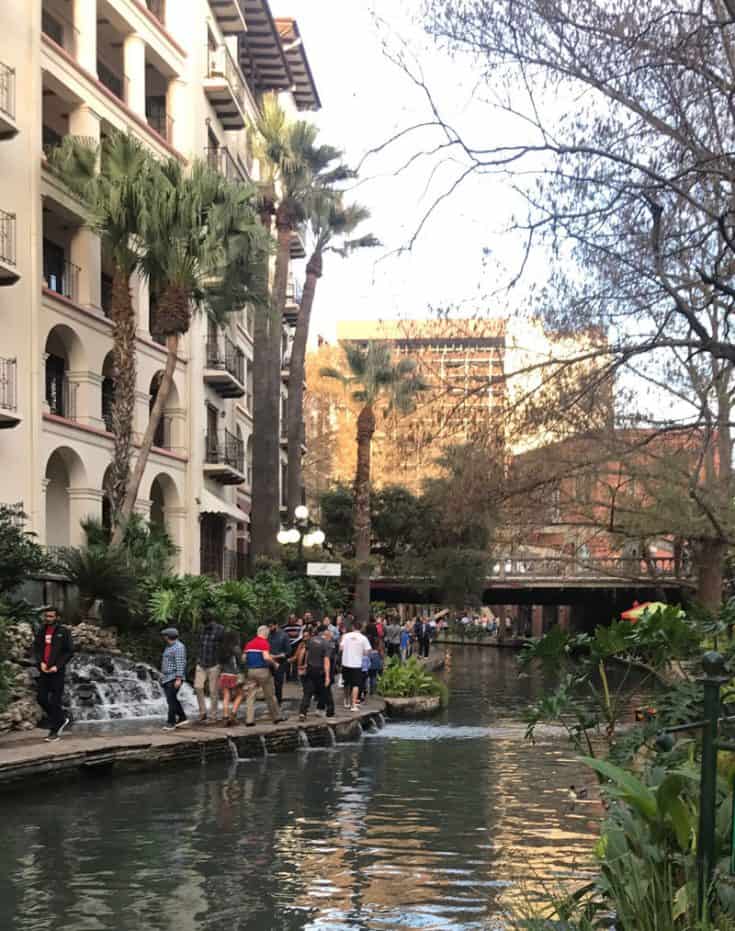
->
[197,622,224,668]
[161,640,187,684]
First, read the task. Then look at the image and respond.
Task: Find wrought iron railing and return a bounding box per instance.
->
[0,61,15,120]
[488,555,687,580]
[200,544,246,580]
[205,43,246,111]
[205,429,244,473]
[145,102,173,142]
[206,333,245,384]
[0,210,16,266]
[0,357,17,411]
[204,146,246,183]
[43,256,80,303]
[97,60,128,103]
[42,9,78,57]
[47,377,78,421]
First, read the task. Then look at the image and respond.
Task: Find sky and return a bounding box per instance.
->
[270,0,537,344]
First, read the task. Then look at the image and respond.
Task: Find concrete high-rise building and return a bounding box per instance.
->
[0,0,319,576]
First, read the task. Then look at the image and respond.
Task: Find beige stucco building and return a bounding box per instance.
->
[0,0,318,576]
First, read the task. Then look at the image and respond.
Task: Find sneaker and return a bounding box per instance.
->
[350,705,360,712]
[197,714,207,724]
[245,721,255,727]
[162,724,176,732]
[315,709,326,717]
[298,713,307,722]
[56,716,71,738]
[343,700,350,709]
[45,731,59,742]
[174,719,190,729]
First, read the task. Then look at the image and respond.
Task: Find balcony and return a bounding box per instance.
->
[0,61,18,139]
[283,276,302,325]
[205,146,249,183]
[208,0,246,35]
[97,60,128,104]
[42,8,78,58]
[0,210,19,286]
[46,377,78,422]
[204,429,246,484]
[43,256,80,303]
[0,358,20,429]
[145,100,174,143]
[204,335,246,398]
[203,44,247,130]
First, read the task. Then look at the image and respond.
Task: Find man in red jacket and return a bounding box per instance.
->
[33,606,74,742]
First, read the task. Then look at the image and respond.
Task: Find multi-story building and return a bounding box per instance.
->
[0,0,319,577]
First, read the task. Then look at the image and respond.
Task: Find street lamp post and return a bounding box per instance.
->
[276,506,326,567]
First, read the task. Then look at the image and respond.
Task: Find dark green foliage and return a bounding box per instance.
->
[55,546,137,618]
[378,657,448,703]
[0,504,48,595]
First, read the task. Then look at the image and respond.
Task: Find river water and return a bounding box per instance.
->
[0,647,602,931]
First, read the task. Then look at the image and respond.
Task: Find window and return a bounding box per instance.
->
[45,354,66,416]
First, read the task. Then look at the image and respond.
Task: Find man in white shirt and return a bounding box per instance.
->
[339,620,372,711]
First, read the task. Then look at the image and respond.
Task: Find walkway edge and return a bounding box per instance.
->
[0,701,386,794]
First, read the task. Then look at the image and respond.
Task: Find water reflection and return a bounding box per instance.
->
[0,648,600,930]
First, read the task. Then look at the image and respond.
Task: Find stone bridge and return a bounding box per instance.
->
[370,555,694,609]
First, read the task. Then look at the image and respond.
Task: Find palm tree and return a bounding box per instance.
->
[248,94,347,558]
[321,342,428,623]
[286,197,379,518]
[47,133,152,516]
[112,158,269,540]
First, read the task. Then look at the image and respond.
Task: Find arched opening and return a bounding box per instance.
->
[149,371,180,449]
[44,446,87,547]
[44,325,84,419]
[101,351,115,432]
[149,472,179,533]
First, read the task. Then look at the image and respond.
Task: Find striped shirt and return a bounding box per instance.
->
[161,640,187,684]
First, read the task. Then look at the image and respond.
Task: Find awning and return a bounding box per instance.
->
[200,489,246,524]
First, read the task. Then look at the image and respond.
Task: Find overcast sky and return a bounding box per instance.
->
[270,0,537,343]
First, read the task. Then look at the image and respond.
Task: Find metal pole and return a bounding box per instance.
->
[698,651,726,918]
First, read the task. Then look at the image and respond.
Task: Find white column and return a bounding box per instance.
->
[73,0,97,73]
[134,388,150,444]
[166,77,187,154]
[68,371,103,428]
[124,33,147,118]
[166,505,187,572]
[68,105,101,311]
[68,488,103,545]
[135,497,153,520]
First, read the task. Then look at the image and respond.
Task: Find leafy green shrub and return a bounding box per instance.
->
[378,657,448,704]
[56,545,137,618]
[0,504,48,595]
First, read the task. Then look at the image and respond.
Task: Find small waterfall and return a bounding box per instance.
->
[326,727,337,748]
[297,729,310,750]
[365,718,378,734]
[375,712,386,729]
[65,652,199,722]
[259,735,269,757]
[226,737,239,763]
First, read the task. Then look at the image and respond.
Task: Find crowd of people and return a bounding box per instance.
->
[31,608,441,741]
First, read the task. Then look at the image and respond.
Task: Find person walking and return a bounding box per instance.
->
[415,617,431,658]
[268,620,291,705]
[219,629,244,726]
[33,606,74,742]
[194,611,224,724]
[160,627,189,731]
[400,624,411,663]
[299,625,335,721]
[368,647,383,695]
[243,626,286,726]
[385,618,401,659]
[339,620,372,712]
[283,614,303,681]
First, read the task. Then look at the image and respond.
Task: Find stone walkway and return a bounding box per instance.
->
[0,681,386,793]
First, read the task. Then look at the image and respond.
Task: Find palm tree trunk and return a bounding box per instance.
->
[287,251,321,518]
[353,403,375,625]
[112,332,179,543]
[251,216,290,560]
[110,268,137,520]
